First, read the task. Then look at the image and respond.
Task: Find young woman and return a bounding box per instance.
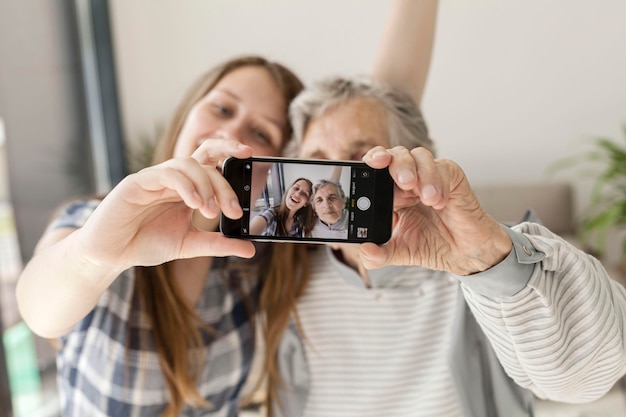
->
[16,56,303,417]
[249,177,315,238]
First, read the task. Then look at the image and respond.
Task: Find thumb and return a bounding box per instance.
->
[359,242,391,270]
[182,232,256,259]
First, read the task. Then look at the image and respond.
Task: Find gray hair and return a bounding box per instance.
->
[312,179,346,201]
[288,75,435,156]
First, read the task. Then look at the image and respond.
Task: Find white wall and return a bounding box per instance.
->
[109,0,626,260]
[0,120,7,201]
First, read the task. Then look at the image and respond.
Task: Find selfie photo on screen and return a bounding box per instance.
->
[249,162,350,238]
[220,157,393,244]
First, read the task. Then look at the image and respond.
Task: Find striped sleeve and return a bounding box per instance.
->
[459,222,626,404]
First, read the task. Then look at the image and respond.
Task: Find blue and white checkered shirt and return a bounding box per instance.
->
[50,199,260,417]
[258,207,305,237]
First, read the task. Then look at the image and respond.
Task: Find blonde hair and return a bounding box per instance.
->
[261,243,312,415]
[133,55,304,417]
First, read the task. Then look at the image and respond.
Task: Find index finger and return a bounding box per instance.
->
[410,147,447,208]
[362,146,392,169]
[191,139,254,166]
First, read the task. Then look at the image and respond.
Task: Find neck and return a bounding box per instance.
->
[171,256,214,306]
[321,218,338,228]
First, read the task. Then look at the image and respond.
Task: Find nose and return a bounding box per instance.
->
[325,150,351,161]
[212,130,233,141]
[213,121,245,142]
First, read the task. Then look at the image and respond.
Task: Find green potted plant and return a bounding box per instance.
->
[551,126,626,273]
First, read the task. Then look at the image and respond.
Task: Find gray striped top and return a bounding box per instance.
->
[277,222,626,416]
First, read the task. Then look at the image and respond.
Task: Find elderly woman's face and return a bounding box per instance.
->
[299,98,389,161]
[313,183,344,226]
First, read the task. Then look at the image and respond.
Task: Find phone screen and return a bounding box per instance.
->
[220,157,394,244]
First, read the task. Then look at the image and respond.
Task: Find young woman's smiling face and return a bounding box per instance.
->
[285,179,312,212]
[174,65,288,201]
[174,65,288,160]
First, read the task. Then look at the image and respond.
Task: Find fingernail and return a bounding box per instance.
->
[206,197,217,212]
[373,151,387,159]
[397,169,416,184]
[422,184,437,200]
[231,198,241,211]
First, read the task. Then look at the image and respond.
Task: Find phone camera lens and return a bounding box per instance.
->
[361,171,370,178]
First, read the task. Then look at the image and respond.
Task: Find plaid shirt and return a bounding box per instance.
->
[50,200,260,417]
[258,207,305,237]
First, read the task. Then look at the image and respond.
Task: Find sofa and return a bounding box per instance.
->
[473,181,577,241]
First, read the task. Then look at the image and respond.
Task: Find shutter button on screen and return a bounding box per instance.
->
[356,196,371,211]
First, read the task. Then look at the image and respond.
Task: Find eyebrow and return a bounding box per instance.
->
[316,191,338,200]
[303,139,375,160]
[350,139,374,149]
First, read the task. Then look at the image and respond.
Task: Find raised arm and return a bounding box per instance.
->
[372,0,439,105]
[328,165,342,183]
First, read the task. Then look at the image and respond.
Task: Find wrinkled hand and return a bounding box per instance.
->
[359,146,512,275]
[74,139,256,273]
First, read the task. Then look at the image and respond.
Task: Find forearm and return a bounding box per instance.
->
[372,0,439,103]
[250,215,269,236]
[16,228,123,338]
[459,223,626,402]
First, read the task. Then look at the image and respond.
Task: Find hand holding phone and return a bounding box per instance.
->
[220,156,394,244]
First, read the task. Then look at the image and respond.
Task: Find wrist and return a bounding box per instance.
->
[69,229,126,289]
[454,224,512,276]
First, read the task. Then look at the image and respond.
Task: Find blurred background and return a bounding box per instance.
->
[0,0,625,416]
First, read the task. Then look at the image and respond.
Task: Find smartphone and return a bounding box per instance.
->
[220,156,394,244]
